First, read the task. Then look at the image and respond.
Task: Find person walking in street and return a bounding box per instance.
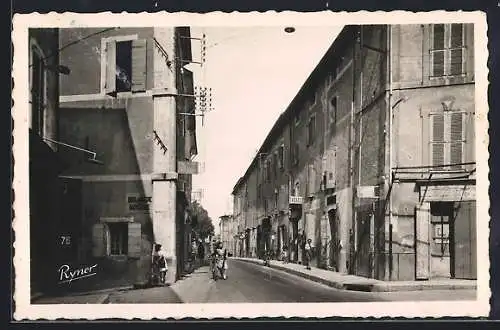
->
[197,240,205,266]
[304,238,312,270]
[152,243,168,285]
[281,245,289,264]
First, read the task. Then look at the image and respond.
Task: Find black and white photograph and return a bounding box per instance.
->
[12,11,489,319]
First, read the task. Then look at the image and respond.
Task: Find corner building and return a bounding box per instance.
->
[57,27,198,285]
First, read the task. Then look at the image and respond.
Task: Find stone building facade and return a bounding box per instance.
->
[56,26,198,285]
[232,24,476,281]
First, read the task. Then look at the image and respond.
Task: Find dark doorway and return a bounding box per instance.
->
[328,208,339,271]
[452,201,477,279]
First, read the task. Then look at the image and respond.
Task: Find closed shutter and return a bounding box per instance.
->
[131,39,147,92]
[307,165,316,197]
[104,40,117,95]
[127,222,142,258]
[431,113,445,168]
[450,112,464,168]
[453,201,476,279]
[326,149,336,189]
[415,204,431,280]
[92,223,106,257]
[450,24,464,76]
[432,24,445,77]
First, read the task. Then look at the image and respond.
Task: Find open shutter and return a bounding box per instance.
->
[92,223,106,257]
[450,112,464,168]
[128,222,142,258]
[131,39,147,92]
[415,204,431,280]
[104,40,117,95]
[430,113,445,168]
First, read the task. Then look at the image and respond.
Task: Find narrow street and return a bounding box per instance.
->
[106,259,476,303]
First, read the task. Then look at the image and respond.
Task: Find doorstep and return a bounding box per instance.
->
[232,257,477,293]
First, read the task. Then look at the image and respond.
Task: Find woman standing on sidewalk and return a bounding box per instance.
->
[304,239,312,270]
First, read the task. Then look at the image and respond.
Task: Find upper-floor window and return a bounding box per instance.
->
[430,108,466,170]
[30,43,46,136]
[307,114,316,146]
[278,144,285,170]
[273,152,278,177]
[293,141,300,166]
[266,159,272,182]
[329,96,338,128]
[430,24,465,77]
[102,36,147,95]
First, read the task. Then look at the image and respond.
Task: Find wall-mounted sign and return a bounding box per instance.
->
[289,195,304,205]
[356,185,379,199]
[178,161,200,175]
[127,195,152,211]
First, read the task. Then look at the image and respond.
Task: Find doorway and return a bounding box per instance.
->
[328,208,339,271]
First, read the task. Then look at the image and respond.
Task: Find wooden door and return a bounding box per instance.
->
[453,201,477,279]
[415,203,431,280]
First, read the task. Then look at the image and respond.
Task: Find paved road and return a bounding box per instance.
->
[107,259,476,303]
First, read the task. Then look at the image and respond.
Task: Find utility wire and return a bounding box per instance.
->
[29,27,119,67]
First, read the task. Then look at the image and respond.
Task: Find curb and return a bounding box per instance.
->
[97,294,111,304]
[233,258,476,293]
[31,285,134,303]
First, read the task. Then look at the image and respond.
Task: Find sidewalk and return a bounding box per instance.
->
[233,257,477,293]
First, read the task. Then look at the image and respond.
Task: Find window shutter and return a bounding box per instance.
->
[131,39,147,92]
[92,223,106,257]
[127,222,142,258]
[104,40,117,95]
[432,24,445,77]
[450,24,464,75]
[307,164,316,197]
[450,112,464,168]
[431,114,445,167]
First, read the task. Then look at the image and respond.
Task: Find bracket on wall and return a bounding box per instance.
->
[153,130,168,154]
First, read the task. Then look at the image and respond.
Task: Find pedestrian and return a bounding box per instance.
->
[198,240,205,265]
[282,245,288,264]
[152,243,168,285]
[304,238,312,270]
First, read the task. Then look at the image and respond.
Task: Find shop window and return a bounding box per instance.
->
[430,24,465,77]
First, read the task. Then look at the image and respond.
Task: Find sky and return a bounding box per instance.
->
[184,26,343,232]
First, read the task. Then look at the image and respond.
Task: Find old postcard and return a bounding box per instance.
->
[12,10,489,319]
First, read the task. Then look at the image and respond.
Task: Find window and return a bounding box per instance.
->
[293,141,299,165]
[266,160,272,182]
[329,97,338,128]
[430,109,466,169]
[430,202,452,257]
[430,24,465,77]
[307,115,316,146]
[30,45,46,136]
[294,114,301,127]
[102,37,147,95]
[278,145,284,170]
[108,222,128,255]
[273,153,278,177]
